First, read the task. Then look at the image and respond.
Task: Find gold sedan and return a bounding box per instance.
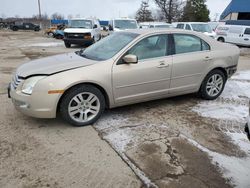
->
[9,29,240,126]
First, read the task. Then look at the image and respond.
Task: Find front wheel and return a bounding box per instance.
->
[64,41,71,48]
[48,32,54,37]
[199,69,226,100]
[60,85,105,126]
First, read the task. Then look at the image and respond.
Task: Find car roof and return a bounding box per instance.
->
[140,22,171,25]
[175,22,209,25]
[124,28,196,35]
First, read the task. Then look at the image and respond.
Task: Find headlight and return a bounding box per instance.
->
[21,76,46,95]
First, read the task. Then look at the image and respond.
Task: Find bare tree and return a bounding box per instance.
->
[51,12,64,20]
[154,0,184,23]
[135,1,154,22]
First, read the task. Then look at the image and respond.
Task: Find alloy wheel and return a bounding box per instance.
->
[206,74,224,97]
[68,92,100,123]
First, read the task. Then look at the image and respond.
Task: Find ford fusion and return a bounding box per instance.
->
[9,29,240,126]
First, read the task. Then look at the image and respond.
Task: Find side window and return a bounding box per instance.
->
[127,35,168,60]
[174,34,209,54]
[201,40,210,51]
[185,24,191,30]
[244,28,250,35]
[177,24,184,29]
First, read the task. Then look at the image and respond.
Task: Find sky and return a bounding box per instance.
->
[0,0,231,20]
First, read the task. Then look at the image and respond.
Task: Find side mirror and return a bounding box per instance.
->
[122,54,138,64]
[93,24,98,29]
[109,25,113,31]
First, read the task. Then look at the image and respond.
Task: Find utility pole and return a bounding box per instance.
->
[38,0,42,28]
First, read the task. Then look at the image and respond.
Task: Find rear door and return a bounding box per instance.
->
[226,26,244,44]
[170,33,212,93]
[240,27,250,46]
[112,34,172,104]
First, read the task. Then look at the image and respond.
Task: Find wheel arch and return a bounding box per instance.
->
[217,37,225,42]
[56,82,110,114]
[199,67,228,91]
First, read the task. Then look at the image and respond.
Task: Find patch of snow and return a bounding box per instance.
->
[182,134,250,188]
[232,70,250,81]
[192,101,248,122]
[221,80,250,100]
[102,127,157,187]
[104,129,133,152]
[227,133,250,155]
[20,42,63,47]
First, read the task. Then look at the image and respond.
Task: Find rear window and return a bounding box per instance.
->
[185,24,191,30]
[244,28,250,35]
[174,34,210,54]
[176,24,184,29]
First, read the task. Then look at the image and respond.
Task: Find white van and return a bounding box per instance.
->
[108,18,138,33]
[216,25,250,46]
[63,18,101,48]
[139,22,173,29]
[175,22,216,38]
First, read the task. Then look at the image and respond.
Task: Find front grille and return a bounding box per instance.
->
[12,74,24,90]
[65,32,91,39]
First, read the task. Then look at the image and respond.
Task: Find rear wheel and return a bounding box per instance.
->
[12,26,18,31]
[199,69,226,100]
[218,37,225,42]
[60,85,105,127]
[64,41,71,48]
[34,27,40,31]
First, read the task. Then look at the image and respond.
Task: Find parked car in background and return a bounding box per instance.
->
[45,26,57,37]
[216,25,250,46]
[10,23,40,31]
[245,101,250,141]
[139,22,173,29]
[63,18,101,48]
[54,30,64,39]
[45,24,66,37]
[175,22,216,38]
[108,18,138,33]
[8,29,239,126]
[208,22,223,31]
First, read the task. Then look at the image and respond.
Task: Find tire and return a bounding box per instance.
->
[218,37,225,42]
[12,27,18,31]
[48,32,54,37]
[59,85,105,127]
[199,69,226,100]
[64,41,71,48]
[34,27,40,32]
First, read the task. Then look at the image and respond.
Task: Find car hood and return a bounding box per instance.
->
[64,28,93,33]
[16,52,96,78]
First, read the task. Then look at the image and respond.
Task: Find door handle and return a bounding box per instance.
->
[244,38,249,41]
[157,62,169,68]
[204,56,212,61]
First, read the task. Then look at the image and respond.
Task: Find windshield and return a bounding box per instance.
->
[191,24,212,33]
[114,20,138,29]
[79,32,139,61]
[69,20,92,29]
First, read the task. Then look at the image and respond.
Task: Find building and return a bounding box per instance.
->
[220,0,250,21]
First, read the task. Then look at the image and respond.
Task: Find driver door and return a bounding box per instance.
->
[112,34,172,104]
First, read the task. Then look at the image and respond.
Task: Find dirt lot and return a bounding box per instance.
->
[0,30,250,188]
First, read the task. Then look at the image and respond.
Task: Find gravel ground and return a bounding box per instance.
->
[0,30,250,188]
